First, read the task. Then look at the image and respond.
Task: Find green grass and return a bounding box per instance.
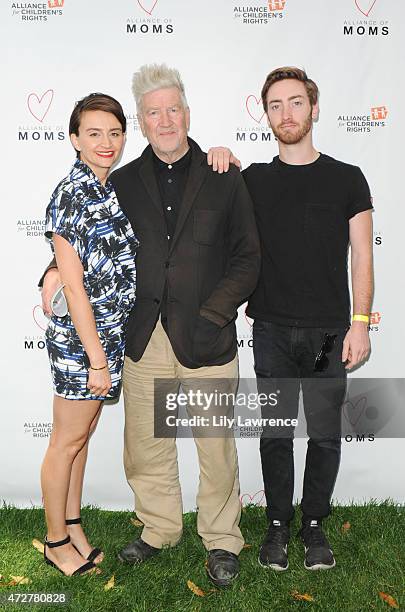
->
[0,503,404,612]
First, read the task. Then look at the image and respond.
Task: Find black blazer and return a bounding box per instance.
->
[109,138,260,368]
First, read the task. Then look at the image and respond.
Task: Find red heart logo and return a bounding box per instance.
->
[246,95,266,124]
[354,0,377,17]
[137,0,158,14]
[27,89,54,123]
[240,489,265,507]
[33,304,49,332]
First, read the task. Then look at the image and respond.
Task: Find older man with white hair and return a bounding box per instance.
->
[108,63,260,586]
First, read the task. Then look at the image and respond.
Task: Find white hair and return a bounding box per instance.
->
[132,63,188,114]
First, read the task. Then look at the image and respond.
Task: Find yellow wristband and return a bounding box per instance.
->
[352,314,369,323]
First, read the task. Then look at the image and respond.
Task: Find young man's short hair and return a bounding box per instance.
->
[261,66,319,111]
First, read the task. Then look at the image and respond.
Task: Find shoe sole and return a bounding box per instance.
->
[304,560,336,570]
[206,567,239,588]
[45,557,99,576]
[258,555,289,571]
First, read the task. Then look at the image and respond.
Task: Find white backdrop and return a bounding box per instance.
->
[1,0,404,511]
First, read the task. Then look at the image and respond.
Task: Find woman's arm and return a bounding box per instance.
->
[53,233,111,396]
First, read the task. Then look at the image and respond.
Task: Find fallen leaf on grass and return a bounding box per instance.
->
[130,518,144,527]
[379,592,399,609]
[243,544,252,549]
[291,590,314,602]
[104,575,115,591]
[187,580,206,597]
[32,538,44,554]
[341,521,351,533]
[9,576,31,586]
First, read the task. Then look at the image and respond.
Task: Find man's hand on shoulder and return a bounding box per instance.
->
[41,268,62,316]
[207,147,242,174]
[342,321,370,369]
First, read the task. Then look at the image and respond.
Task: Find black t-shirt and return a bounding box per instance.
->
[243,153,372,327]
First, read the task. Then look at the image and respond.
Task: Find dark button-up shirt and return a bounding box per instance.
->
[152,148,192,327]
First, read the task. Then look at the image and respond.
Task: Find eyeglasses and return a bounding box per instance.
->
[313,333,337,373]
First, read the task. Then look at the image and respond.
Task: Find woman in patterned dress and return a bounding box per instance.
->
[40,93,138,576]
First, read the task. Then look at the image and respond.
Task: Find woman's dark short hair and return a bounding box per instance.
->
[261,67,319,112]
[69,92,126,142]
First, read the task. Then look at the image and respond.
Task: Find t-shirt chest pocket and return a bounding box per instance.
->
[304,203,338,235]
[193,209,223,245]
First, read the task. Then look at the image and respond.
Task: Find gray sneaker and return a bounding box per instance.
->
[258,520,289,571]
[299,520,336,570]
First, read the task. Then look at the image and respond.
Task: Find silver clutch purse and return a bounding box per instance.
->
[50,285,68,317]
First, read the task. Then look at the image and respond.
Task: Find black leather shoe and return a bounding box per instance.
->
[206,549,239,587]
[117,538,160,564]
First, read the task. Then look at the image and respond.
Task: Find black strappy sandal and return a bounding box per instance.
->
[44,535,96,576]
[66,518,103,564]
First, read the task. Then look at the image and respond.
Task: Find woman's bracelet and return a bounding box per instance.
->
[89,363,108,371]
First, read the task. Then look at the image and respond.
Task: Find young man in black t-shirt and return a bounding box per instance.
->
[242,67,373,571]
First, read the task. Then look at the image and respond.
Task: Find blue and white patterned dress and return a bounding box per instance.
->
[44,159,138,400]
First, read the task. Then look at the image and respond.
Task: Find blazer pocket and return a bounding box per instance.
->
[193,209,223,246]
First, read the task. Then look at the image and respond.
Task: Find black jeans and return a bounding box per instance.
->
[253,320,347,523]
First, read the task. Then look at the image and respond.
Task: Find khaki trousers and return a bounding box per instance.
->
[123,320,244,554]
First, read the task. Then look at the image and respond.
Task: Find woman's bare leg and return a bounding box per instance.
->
[40,395,102,575]
[65,407,104,563]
